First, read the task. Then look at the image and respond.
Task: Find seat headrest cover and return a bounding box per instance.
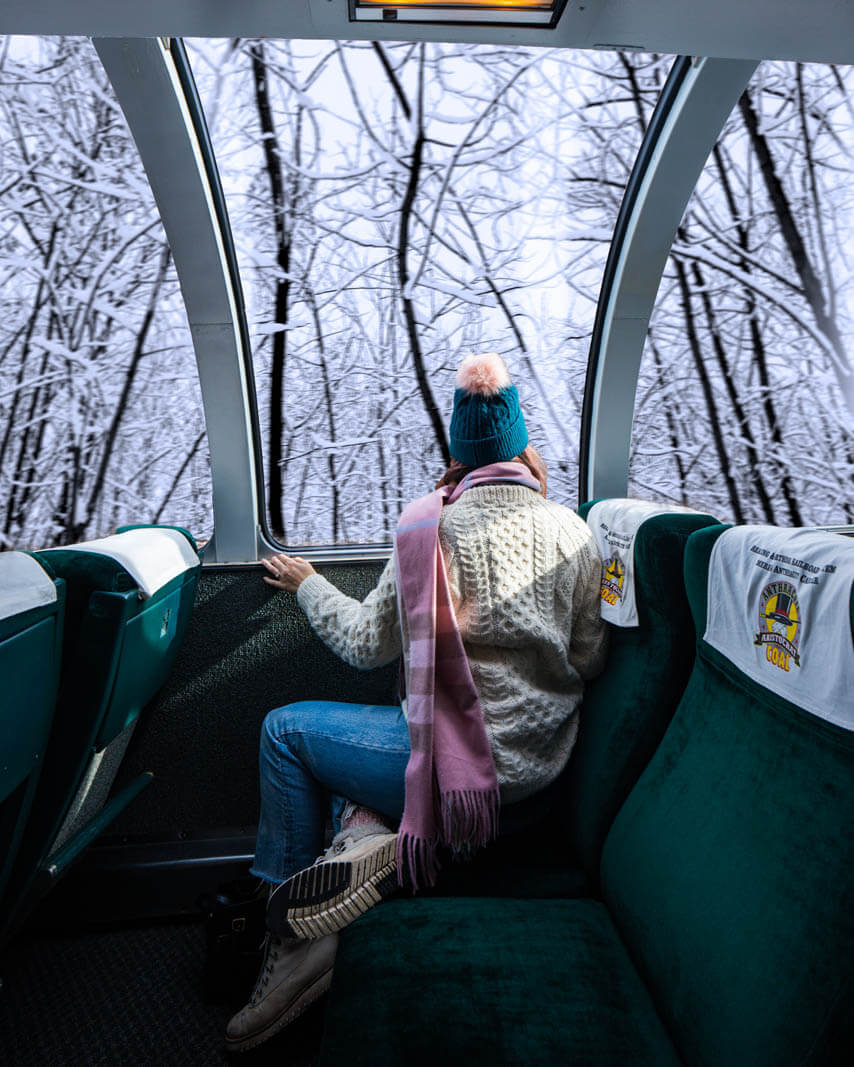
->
[0,551,58,621]
[61,527,200,599]
[586,498,700,627]
[703,526,854,728]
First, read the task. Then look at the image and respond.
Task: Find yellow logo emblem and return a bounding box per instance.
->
[601,554,625,606]
[754,581,801,671]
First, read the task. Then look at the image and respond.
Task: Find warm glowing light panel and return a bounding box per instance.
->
[351,1,566,26]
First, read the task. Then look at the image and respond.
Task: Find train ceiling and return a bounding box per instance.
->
[1,0,852,66]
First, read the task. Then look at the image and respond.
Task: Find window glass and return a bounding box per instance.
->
[188,40,666,543]
[630,61,854,525]
[0,36,212,550]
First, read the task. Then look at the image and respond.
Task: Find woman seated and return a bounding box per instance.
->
[226,352,608,1052]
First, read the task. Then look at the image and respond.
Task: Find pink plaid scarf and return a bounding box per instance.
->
[394,462,542,889]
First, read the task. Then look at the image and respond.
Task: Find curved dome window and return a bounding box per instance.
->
[629,61,854,526]
[187,40,666,544]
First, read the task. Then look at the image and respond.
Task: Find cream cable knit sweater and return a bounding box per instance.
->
[296,484,607,803]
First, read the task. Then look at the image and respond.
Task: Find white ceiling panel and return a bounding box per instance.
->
[0,0,852,65]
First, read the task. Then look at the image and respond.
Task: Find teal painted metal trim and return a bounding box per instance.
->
[38,772,154,885]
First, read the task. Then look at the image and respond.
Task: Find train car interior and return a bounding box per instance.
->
[0,2,852,1064]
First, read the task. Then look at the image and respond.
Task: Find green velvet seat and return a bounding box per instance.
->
[320,523,852,1067]
[320,897,683,1067]
[2,526,201,930]
[600,523,853,1067]
[418,821,591,899]
[563,502,719,888]
[0,553,64,920]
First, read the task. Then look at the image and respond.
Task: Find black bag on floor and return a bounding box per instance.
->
[200,876,267,1003]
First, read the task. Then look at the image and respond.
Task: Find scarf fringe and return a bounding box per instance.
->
[396,790,500,892]
[396,832,441,893]
[440,788,500,850]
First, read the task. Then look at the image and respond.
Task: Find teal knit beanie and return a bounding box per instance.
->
[449,353,528,467]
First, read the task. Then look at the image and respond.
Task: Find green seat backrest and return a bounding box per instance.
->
[562,502,718,887]
[601,524,854,1067]
[37,525,201,750]
[0,554,64,906]
[6,526,201,906]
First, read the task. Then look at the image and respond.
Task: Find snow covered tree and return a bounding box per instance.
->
[0,36,212,549]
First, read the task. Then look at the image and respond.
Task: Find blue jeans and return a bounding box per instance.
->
[251,701,410,884]
[250,699,558,884]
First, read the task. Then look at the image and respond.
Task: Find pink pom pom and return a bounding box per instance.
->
[455,353,512,396]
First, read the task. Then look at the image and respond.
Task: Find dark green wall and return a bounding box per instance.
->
[110,563,399,836]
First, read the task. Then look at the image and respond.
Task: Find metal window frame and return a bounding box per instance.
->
[94,37,262,563]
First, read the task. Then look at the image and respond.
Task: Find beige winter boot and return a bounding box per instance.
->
[224,931,338,1053]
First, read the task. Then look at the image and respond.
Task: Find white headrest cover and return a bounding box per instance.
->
[62,528,199,599]
[703,526,854,729]
[0,551,58,621]
[586,498,699,627]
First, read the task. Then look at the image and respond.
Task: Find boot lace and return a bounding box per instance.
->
[331,834,355,856]
[250,934,282,1005]
[311,832,355,866]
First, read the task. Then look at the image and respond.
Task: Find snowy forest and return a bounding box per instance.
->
[1,36,852,550]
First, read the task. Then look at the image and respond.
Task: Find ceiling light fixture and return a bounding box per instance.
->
[350,0,568,28]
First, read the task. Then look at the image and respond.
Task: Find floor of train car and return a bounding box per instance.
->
[0,911,324,1066]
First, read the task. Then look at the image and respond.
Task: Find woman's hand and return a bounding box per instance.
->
[262,553,316,593]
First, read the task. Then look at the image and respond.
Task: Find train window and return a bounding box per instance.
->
[629,60,854,525]
[0,36,212,551]
[187,40,668,544]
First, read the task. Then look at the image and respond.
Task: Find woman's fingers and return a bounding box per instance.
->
[262,557,282,584]
[262,553,315,592]
[262,554,287,588]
